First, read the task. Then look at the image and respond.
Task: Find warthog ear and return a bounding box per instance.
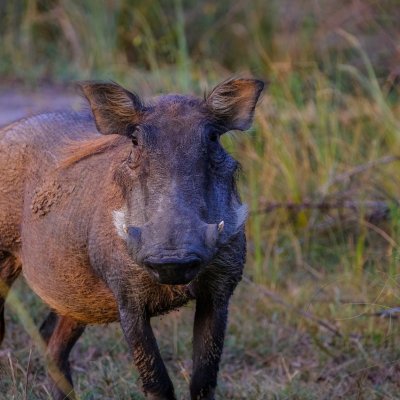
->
[206,78,265,131]
[80,81,144,135]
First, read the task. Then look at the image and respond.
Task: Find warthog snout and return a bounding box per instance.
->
[144,256,202,285]
[127,222,222,284]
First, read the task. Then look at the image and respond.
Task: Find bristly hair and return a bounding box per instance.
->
[58,134,126,169]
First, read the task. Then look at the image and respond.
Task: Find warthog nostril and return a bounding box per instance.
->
[128,226,141,238]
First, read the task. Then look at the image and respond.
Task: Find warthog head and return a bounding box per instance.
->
[81,78,264,284]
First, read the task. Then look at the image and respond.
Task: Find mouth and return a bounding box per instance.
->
[143,255,202,285]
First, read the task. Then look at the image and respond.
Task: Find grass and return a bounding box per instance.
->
[1,65,400,398]
[3,275,400,399]
[1,0,400,398]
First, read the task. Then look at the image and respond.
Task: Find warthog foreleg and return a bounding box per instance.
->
[119,304,176,400]
[190,297,229,400]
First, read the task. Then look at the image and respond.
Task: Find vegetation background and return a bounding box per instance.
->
[1,0,400,399]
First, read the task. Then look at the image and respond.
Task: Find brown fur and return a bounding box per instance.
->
[59,134,123,169]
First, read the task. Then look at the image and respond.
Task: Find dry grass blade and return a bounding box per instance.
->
[23,347,32,400]
[7,351,17,398]
[242,277,342,337]
[251,200,391,215]
[366,307,400,319]
[330,155,400,185]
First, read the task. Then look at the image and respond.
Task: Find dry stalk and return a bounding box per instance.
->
[250,200,391,216]
[242,276,342,337]
[251,154,400,218]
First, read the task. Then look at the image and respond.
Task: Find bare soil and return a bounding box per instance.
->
[0,86,80,128]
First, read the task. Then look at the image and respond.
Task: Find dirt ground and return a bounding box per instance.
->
[0,85,80,128]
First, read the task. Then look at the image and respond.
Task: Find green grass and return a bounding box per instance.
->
[1,0,400,398]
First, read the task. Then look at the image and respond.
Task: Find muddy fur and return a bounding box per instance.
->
[0,78,264,400]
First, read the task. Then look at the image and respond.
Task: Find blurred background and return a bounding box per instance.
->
[1,1,400,399]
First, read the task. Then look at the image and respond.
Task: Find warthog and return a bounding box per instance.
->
[0,78,264,399]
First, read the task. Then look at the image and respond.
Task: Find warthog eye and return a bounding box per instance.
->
[131,135,139,146]
[209,131,218,142]
[126,123,139,146]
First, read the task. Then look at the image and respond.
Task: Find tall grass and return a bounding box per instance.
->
[1,1,400,398]
[239,55,400,285]
[1,0,399,84]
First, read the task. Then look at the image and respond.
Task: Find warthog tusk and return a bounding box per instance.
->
[218,221,224,233]
[123,224,128,234]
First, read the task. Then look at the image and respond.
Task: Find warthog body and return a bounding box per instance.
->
[0,78,263,399]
